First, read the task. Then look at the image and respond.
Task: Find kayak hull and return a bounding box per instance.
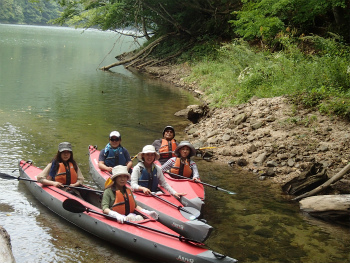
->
[18,160,237,263]
[154,160,205,211]
[88,145,212,243]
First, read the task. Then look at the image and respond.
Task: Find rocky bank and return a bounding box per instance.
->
[142,64,350,195]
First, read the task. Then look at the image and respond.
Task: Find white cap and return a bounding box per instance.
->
[109,131,121,138]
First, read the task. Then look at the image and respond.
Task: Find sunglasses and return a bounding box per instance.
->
[110,138,120,142]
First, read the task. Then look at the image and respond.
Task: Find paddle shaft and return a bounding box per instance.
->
[0,173,103,194]
[126,179,198,217]
[63,199,202,245]
[166,171,236,194]
[149,192,197,216]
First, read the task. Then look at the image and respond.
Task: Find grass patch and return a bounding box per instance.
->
[183,37,350,120]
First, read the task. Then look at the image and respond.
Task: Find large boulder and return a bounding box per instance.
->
[174,105,208,123]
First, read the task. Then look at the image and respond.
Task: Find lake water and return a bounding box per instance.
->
[0,24,349,263]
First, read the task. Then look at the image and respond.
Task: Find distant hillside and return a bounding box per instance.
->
[0,0,61,25]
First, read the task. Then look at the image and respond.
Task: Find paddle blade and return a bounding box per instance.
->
[180,206,201,220]
[63,198,87,213]
[221,188,236,195]
[0,173,18,180]
[104,177,113,189]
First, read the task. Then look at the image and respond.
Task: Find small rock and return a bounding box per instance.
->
[318,144,329,152]
[254,152,268,165]
[222,134,231,141]
[247,144,257,154]
[266,160,278,167]
[251,121,263,130]
[237,158,248,166]
[287,159,295,167]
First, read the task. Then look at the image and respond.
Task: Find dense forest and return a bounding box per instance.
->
[0,0,60,25]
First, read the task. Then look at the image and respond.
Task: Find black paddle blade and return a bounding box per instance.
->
[0,173,18,180]
[63,198,87,213]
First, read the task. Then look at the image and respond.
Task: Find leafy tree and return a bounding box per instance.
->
[0,0,16,22]
[52,0,240,40]
[232,0,350,43]
[0,0,61,24]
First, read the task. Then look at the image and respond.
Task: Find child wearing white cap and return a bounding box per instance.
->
[98,131,133,173]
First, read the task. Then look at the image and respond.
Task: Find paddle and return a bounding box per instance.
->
[166,171,237,195]
[62,198,204,245]
[131,154,138,161]
[149,192,200,220]
[0,173,104,194]
[107,177,201,221]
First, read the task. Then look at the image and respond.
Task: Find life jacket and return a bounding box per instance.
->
[159,139,177,159]
[55,162,78,185]
[138,165,159,192]
[170,158,193,178]
[104,147,127,167]
[111,187,136,215]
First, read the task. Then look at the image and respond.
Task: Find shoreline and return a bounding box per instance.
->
[137,63,350,195]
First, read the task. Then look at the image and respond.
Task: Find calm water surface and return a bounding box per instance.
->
[0,24,349,263]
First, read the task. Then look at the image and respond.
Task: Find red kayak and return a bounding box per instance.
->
[15,160,237,263]
[154,159,205,211]
[88,145,212,243]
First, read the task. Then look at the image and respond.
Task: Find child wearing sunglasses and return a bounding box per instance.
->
[98,131,133,173]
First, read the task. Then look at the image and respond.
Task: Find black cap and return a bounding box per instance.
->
[162,126,175,137]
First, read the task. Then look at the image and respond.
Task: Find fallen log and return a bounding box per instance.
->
[299,194,350,226]
[293,162,350,201]
[100,33,174,71]
[282,163,328,195]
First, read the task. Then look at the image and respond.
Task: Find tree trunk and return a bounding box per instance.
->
[282,163,328,195]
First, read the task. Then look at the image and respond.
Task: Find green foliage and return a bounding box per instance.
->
[185,37,350,120]
[50,0,238,39]
[232,0,350,44]
[0,0,61,24]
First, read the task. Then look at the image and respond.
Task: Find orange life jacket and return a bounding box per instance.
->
[55,162,78,185]
[159,139,177,159]
[111,187,136,215]
[170,158,193,178]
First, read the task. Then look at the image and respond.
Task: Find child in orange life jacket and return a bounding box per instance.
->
[102,165,158,223]
[130,145,186,198]
[161,141,200,182]
[152,125,178,165]
[37,142,84,188]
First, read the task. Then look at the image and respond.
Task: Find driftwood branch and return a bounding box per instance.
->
[137,38,194,68]
[125,44,158,69]
[293,163,350,201]
[100,33,173,71]
[146,49,183,67]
